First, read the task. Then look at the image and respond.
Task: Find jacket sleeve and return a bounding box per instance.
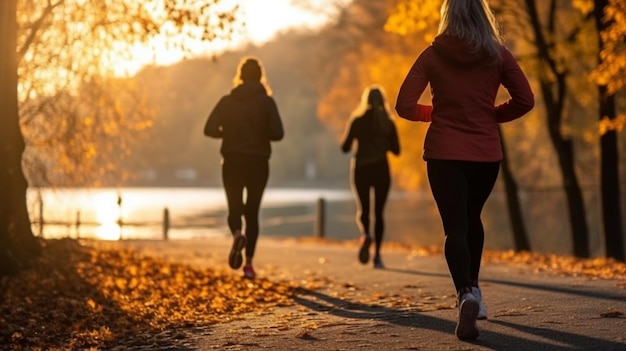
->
[495,48,535,123]
[341,119,356,153]
[268,98,284,141]
[395,53,430,122]
[204,97,226,138]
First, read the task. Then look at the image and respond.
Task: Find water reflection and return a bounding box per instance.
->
[24,186,619,256]
[26,187,354,241]
[93,192,123,241]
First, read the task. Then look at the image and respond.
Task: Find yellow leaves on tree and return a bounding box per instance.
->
[16,0,239,187]
[384,0,440,42]
[598,114,626,134]
[589,0,626,93]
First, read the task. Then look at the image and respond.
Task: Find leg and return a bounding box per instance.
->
[373,162,391,259]
[466,162,500,282]
[223,157,247,270]
[222,157,245,235]
[353,166,371,236]
[427,159,471,292]
[353,165,373,264]
[242,157,269,264]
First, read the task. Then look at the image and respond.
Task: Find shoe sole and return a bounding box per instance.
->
[228,235,246,269]
[456,298,480,340]
[358,236,372,264]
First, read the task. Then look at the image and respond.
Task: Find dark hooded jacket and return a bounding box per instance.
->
[395,34,534,162]
[204,81,284,159]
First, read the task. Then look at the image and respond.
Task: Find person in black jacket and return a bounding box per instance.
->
[341,85,400,269]
[204,57,284,279]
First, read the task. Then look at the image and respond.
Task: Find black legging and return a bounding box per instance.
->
[222,154,269,259]
[353,160,391,257]
[426,159,500,292]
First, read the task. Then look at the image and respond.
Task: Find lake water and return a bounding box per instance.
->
[26,187,453,246]
[25,186,619,256]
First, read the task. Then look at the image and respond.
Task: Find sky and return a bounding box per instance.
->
[236,0,333,44]
[110,0,348,77]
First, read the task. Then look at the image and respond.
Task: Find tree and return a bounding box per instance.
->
[591,0,624,260]
[1,0,40,274]
[17,0,239,187]
[522,0,598,257]
[1,0,239,275]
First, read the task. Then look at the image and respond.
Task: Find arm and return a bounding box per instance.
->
[341,119,355,153]
[395,53,430,122]
[267,98,284,141]
[495,48,535,123]
[204,97,226,138]
[389,122,401,156]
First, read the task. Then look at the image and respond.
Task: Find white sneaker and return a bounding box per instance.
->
[456,290,479,340]
[471,286,488,320]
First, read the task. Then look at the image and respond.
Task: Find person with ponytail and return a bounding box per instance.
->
[341,84,400,269]
[395,0,534,341]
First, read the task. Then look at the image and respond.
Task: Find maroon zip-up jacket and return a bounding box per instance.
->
[395,35,534,162]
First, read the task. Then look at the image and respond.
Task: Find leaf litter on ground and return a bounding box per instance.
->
[1,237,624,350]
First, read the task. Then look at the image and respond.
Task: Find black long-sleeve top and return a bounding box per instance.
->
[204,81,284,159]
[341,110,400,167]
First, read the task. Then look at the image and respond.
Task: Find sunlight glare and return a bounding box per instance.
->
[237,0,331,44]
[93,193,123,241]
[105,0,350,77]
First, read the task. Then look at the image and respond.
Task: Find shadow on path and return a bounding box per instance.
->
[382,267,625,302]
[292,286,625,351]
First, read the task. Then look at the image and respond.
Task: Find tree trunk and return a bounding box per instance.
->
[0,0,42,276]
[499,126,531,251]
[593,0,625,260]
[541,79,589,258]
[525,0,590,257]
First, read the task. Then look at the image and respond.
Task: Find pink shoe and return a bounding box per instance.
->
[243,264,256,279]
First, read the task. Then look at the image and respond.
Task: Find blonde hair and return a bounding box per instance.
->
[438,0,504,61]
[232,56,272,95]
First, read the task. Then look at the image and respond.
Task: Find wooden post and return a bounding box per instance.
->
[117,193,123,240]
[163,207,170,240]
[75,210,80,239]
[314,197,325,238]
[37,189,44,237]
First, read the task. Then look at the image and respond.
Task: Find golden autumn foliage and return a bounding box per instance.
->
[590,0,626,94]
[0,239,296,350]
[16,0,239,187]
[483,249,626,280]
[384,0,440,41]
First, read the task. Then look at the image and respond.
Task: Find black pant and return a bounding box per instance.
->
[426,159,500,292]
[353,160,391,257]
[222,155,269,259]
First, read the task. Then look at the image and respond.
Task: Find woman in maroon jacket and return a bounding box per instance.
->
[342,85,400,269]
[205,57,284,279]
[395,0,534,341]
